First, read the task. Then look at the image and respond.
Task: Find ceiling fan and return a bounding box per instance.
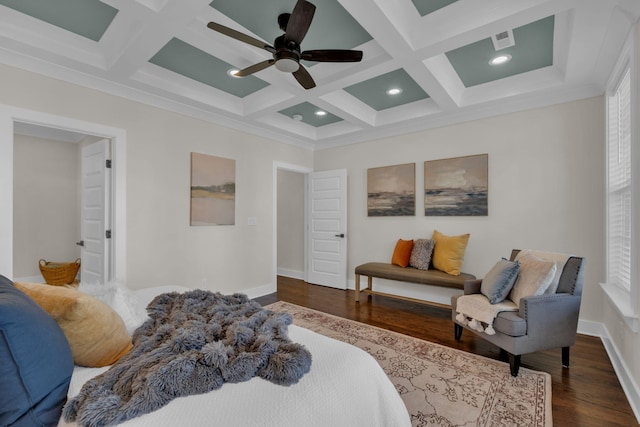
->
[207,0,363,90]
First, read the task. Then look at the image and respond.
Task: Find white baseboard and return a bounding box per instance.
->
[600,324,640,423]
[277,268,304,280]
[577,318,603,337]
[241,282,276,299]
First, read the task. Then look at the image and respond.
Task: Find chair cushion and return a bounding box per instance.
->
[432,230,470,276]
[391,239,414,267]
[15,281,133,367]
[0,275,73,427]
[409,238,435,270]
[480,259,520,304]
[493,311,528,337]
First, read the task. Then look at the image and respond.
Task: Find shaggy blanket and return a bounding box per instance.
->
[63,290,312,427]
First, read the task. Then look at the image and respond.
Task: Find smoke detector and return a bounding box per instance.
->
[491,29,515,51]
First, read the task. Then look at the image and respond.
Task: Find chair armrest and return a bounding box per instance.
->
[464,279,482,295]
[519,293,582,345]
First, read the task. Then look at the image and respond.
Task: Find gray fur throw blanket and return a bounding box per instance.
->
[63,290,312,427]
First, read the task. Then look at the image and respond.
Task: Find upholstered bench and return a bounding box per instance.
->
[354,262,476,307]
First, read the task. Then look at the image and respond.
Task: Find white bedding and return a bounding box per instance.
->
[58,286,410,427]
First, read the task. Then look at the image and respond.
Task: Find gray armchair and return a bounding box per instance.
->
[451,249,585,376]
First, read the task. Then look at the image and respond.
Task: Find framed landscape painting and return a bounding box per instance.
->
[367,163,415,216]
[424,154,488,216]
[190,152,235,225]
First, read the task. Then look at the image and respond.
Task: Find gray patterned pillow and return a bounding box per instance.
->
[409,239,435,270]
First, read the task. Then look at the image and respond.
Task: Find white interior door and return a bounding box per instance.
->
[80,139,110,284]
[307,169,347,289]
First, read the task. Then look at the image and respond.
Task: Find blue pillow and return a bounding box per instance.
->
[0,275,74,427]
[480,259,520,304]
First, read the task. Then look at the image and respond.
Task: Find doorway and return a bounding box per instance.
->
[0,105,127,281]
[12,126,105,282]
[276,168,306,280]
[274,162,311,291]
[273,162,348,291]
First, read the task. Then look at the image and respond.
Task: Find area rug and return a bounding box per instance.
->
[266,301,552,427]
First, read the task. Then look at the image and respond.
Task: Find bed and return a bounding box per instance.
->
[1,278,410,427]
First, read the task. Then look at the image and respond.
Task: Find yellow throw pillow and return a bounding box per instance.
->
[432,230,470,276]
[14,282,132,367]
[391,239,414,267]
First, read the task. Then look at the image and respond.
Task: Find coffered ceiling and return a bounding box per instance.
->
[0,0,638,150]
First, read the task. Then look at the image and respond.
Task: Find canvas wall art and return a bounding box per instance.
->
[424,154,488,216]
[190,152,235,225]
[367,163,415,216]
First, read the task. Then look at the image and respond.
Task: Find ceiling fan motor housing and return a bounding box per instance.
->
[273,34,301,72]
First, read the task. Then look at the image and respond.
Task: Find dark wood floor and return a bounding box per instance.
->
[255,276,639,427]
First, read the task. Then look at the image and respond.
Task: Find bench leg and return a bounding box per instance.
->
[355,274,360,302]
[367,276,372,292]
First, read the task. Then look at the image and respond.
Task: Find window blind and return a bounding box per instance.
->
[607,67,632,292]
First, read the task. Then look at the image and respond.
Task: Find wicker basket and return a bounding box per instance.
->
[39,258,81,285]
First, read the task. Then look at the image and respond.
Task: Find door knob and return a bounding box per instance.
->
[76,240,84,247]
[334,233,345,238]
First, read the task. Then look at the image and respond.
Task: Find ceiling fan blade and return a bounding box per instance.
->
[207,22,275,53]
[292,65,316,90]
[234,60,275,77]
[284,0,316,45]
[301,50,363,62]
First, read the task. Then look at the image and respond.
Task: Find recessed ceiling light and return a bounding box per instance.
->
[489,54,512,66]
[315,110,327,116]
[227,68,241,77]
[386,88,403,95]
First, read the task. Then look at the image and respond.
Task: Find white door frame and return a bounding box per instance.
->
[273,161,312,292]
[0,105,127,282]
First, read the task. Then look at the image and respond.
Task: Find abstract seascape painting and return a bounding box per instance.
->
[190,152,235,225]
[367,163,415,216]
[424,154,488,216]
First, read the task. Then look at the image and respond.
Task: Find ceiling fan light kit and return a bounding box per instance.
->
[207,0,363,90]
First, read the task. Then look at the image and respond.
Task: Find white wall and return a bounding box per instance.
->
[277,169,305,277]
[13,134,80,278]
[314,96,605,323]
[0,63,313,295]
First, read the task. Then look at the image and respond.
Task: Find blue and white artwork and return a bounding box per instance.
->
[424,154,488,216]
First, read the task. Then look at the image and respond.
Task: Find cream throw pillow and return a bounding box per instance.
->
[14,282,132,367]
[508,253,557,307]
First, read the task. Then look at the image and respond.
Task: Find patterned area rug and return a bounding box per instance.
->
[266,301,552,427]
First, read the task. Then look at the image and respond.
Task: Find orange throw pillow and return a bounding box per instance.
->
[391,239,414,267]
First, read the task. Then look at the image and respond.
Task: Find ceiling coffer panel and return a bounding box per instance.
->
[0,0,117,42]
[149,38,270,97]
[446,15,555,88]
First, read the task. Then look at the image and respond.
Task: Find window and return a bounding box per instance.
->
[607,67,632,293]
[603,26,638,331]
